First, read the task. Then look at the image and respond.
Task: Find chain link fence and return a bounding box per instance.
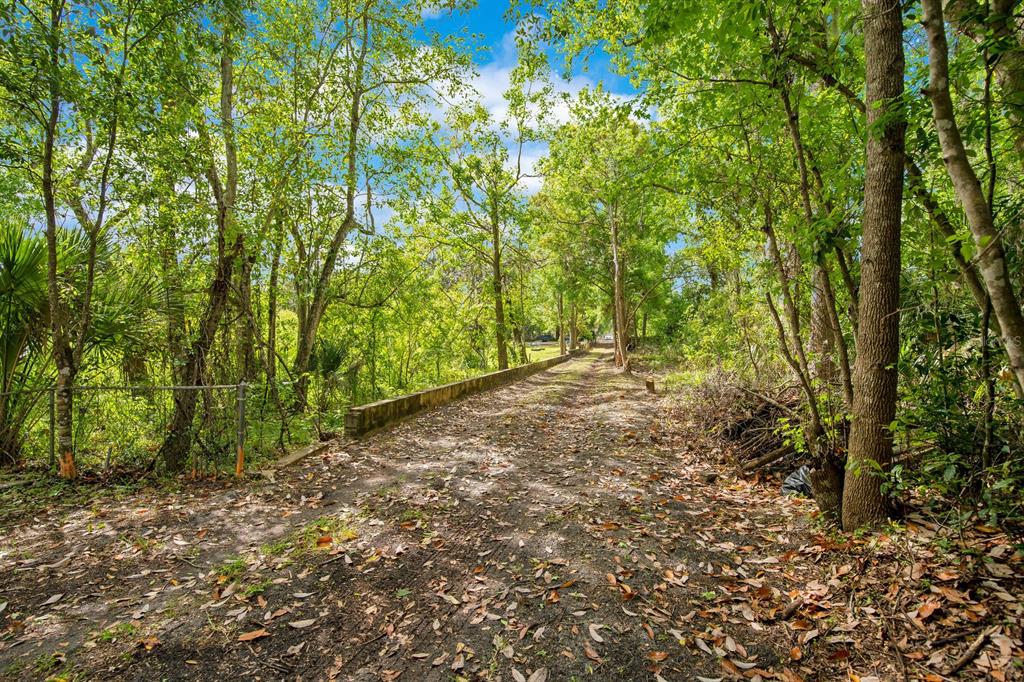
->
[0,382,331,477]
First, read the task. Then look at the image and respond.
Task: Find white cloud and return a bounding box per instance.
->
[467,29,634,194]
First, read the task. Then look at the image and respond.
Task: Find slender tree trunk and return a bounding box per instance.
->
[516,264,528,362]
[610,205,630,372]
[763,204,824,439]
[267,226,282,404]
[834,247,859,330]
[491,217,509,370]
[238,251,257,381]
[160,222,185,384]
[557,290,566,355]
[159,15,240,471]
[570,303,578,349]
[778,86,838,386]
[819,257,854,408]
[922,0,1024,398]
[842,0,905,530]
[41,0,76,479]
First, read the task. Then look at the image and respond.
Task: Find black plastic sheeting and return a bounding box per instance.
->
[782,465,813,497]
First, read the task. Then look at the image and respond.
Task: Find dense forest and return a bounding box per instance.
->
[1,0,1022,534]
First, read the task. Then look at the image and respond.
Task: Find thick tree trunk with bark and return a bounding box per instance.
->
[842,0,905,530]
[922,0,1024,398]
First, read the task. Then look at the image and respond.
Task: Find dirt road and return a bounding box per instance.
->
[0,352,879,680]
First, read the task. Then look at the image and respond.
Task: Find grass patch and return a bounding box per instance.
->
[97,622,136,643]
[32,652,63,675]
[216,557,248,583]
[399,507,429,523]
[242,579,271,598]
[295,515,358,553]
[261,538,292,556]
[526,344,563,362]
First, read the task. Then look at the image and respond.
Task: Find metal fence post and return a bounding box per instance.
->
[48,388,55,471]
[235,383,246,477]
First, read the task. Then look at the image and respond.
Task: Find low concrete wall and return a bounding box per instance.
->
[344,351,583,438]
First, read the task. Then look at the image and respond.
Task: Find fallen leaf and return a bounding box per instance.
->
[527,668,548,682]
[588,623,605,643]
[288,619,316,628]
[238,628,269,642]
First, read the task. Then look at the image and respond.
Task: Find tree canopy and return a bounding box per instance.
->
[1,0,1022,532]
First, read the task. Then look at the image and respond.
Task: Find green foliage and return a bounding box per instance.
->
[0,0,1020,535]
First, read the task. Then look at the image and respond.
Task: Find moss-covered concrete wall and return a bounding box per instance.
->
[344,351,581,438]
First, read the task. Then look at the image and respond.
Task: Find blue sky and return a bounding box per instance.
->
[418,1,639,193]
[423,1,637,96]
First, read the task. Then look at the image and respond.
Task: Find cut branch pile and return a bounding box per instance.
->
[687,373,801,473]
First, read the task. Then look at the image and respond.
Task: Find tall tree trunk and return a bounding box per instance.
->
[237,250,257,381]
[570,302,578,349]
[159,14,240,471]
[267,225,282,403]
[558,290,566,355]
[610,205,630,372]
[842,0,905,530]
[291,13,369,409]
[778,86,838,386]
[922,0,1024,398]
[41,0,76,479]
[491,217,510,370]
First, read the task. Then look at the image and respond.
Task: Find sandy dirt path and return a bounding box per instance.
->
[1,351,898,681]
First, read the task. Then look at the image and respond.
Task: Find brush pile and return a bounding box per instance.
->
[686,370,802,474]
